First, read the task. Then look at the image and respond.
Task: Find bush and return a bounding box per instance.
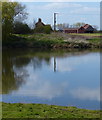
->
[13,22,31,34]
[34,26,45,33]
[44,25,52,34]
[34,25,52,34]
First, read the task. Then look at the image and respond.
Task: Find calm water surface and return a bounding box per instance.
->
[1,49,100,110]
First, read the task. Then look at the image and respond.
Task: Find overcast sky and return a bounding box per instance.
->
[11,1,101,29]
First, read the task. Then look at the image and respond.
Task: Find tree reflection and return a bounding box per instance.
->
[13,57,31,68]
[2,51,17,94]
[2,50,51,94]
[2,49,98,94]
[2,51,29,94]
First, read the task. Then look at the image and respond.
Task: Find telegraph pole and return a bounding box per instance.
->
[54,13,58,31]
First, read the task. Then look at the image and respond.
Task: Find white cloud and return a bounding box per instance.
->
[42,3,82,10]
[18,82,67,99]
[12,64,68,100]
[24,2,83,12]
[12,81,68,99]
[70,87,100,101]
[70,6,100,14]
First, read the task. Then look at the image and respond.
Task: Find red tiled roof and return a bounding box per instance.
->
[83,24,90,29]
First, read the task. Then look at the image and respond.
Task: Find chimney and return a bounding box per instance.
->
[38,18,42,22]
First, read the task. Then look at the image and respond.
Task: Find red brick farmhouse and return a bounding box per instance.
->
[64,24,94,33]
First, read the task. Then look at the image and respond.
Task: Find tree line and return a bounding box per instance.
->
[2,2,99,41]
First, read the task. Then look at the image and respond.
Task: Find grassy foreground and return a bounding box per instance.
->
[2,103,101,119]
[2,32,101,49]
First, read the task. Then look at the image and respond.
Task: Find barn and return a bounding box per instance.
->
[63,24,94,33]
[64,28,79,33]
[83,24,94,33]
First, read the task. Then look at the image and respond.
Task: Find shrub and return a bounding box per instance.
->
[34,26,45,33]
[44,25,52,34]
[13,22,31,34]
[34,25,52,34]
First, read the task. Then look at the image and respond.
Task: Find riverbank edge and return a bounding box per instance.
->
[2,34,101,49]
[1,102,101,119]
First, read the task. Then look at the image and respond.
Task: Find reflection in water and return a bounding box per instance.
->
[2,49,100,110]
[54,57,56,72]
[70,87,100,101]
[2,52,29,94]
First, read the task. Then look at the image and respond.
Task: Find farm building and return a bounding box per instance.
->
[34,18,52,33]
[64,24,94,33]
[35,18,45,28]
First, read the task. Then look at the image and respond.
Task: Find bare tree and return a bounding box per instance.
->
[73,22,85,28]
[29,19,36,30]
[56,23,69,30]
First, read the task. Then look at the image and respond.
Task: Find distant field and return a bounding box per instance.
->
[69,33,102,37]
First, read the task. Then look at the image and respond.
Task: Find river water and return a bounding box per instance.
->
[1,49,100,110]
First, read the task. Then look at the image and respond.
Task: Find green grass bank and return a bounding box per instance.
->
[2,33,102,49]
[2,103,101,119]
